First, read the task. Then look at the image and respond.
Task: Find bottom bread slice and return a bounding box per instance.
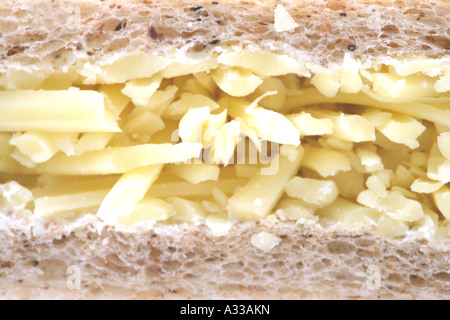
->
[0,214,448,300]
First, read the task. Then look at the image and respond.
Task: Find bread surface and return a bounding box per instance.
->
[0,0,449,300]
[1,214,449,299]
[0,0,449,72]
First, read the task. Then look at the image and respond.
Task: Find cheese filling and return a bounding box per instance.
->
[0,49,449,239]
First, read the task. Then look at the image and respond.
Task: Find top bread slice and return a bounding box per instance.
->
[0,0,449,73]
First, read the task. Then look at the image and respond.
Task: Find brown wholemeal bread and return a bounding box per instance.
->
[0,0,449,300]
[0,0,449,70]
[1,213,449,299]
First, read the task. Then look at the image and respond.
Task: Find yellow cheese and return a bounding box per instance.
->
[409,151,428,170]
[227,146,304,219]
[274,4,298,32]
[427,157,450,183]
[411,177,444,194]
[302,146,351,177]
[73,133,114,156]
[178,77,211,96]
[118,198,176,228]
[178,107,210,144]
[0,89,120,132]
[234,164,260,178]
[0,134,23,172]
[389,186,418,200]
[316,197,379,231]
[0,48,449,233]
[378,114,426,149]
[437,132,450,159]
[251,231,281,252]
[340,53,363,94]
[10,149,37,168]
[235,116,259,148]
[372,72,437,99]
[389,58,446,77]
[366,175,388,197]
[9,132,59,164]
[330,170,365,200]
[201,200,221,213]
[357,189,424,222]
[34,189,110,218]
[40,68,78,90]
[333,114,375,143]
[280,74,302,90]
[166,197,208,223]
[33,143,202,175]
[1,68,49,90]
[288,112,333,136]
[276,205,318,223]
[338,148,366,173]
[95,53,171,84]
[166,163,219,184]
[123,111,165,143]
[99,84,131,120]
[323,137,354,151]
[161,55,218,78]
[203,109,227,147]
[228,97,300,146]
[280,145,301,162]
[247,108,300,146]
[121,74,163,106]
[248,77,287,110]
[31,175,119,198]
[212,67,263,97]
[201,200,223,214]
[129,85,178,117]
[376,215,409,237]
[205,213,236,236]
[210,120,241,165]
[52,133,79,156]
[217,50,308,77]
[286,177,339,207]
[163,93,219,120]
[211,187,229,207]
[193,72,217,96]
[391,165,415,189]
[147,177,248,198]
[0,181,33,214]
[432,186,450,220]
[283,88,450,128]
[97,164,164,224]
[363,110,393,127]
[356,146,384,172]
[311,73,341,98]
[434,68,450,93]
[306,109,375,142]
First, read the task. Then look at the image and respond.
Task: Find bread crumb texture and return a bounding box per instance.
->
[0,216,449,299]
[0,0,449,71]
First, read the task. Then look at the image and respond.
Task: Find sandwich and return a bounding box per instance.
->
[0,0,449,300]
